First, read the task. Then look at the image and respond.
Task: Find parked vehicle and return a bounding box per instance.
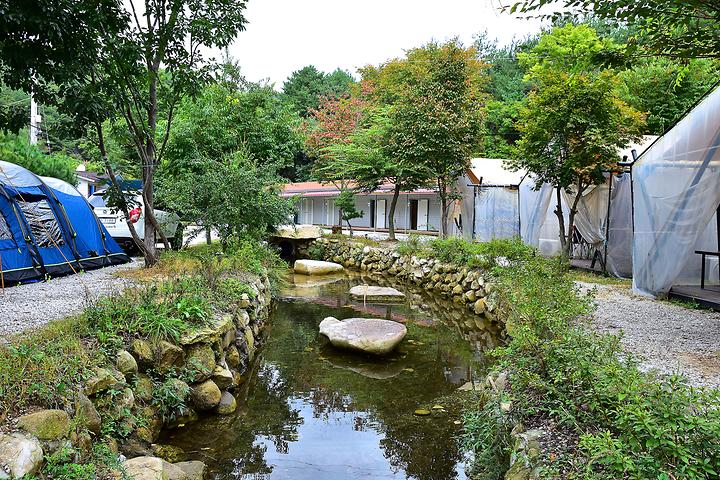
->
[88,190,180,252]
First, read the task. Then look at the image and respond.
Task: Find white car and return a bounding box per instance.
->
[89,190,180,252]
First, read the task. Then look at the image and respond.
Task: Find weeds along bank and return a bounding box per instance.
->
[303,236,720,480]
[0,241,280,479]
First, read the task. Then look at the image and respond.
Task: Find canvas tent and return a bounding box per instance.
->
[631,83,720,296]
[0,160,129,284]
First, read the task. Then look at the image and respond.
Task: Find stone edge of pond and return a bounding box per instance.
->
[0,274,272,480]
[299,237,545,480]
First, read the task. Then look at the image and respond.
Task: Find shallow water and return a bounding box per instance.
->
[162,272,496,479]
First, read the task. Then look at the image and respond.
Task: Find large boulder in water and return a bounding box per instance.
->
[349,285,405,302]
[319,317,407,355]
[294,259,344,276]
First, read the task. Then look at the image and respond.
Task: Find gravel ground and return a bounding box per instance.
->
[0,261,138,339]
[579,281,720,388]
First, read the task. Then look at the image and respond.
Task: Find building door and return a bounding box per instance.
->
[410,199,419,230]
[377,199,387,229]
[369,200,376,228]
[418,199,429,230]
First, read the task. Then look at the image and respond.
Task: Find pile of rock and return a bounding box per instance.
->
[300,238,501,323]
[0,275,272,479]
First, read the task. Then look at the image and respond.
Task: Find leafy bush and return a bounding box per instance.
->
[0,132,78,184]
[427,236,535,269]
[396,234,425,256]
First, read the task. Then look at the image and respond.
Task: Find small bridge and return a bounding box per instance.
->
[269,224,323,259]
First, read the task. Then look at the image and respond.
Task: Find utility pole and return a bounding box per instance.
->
[29,93,41,145]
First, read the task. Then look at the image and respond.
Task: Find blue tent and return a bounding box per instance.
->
[0,160,130,284]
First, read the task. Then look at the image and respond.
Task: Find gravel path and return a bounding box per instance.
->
[580,281,720,388]
[0,261,138,339]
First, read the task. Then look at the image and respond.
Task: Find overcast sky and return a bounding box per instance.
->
[227,0,545,88]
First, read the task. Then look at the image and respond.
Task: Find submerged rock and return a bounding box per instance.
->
[319,317,407,355]
[215,391,237,415]
[123,456,190,480]
[174,461,206,480]
[349,285,405,302]
[0,432,43,478]
[294,259,344,276]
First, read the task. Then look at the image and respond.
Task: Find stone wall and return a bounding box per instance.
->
[0,274,272,479]
[300,237,502,325]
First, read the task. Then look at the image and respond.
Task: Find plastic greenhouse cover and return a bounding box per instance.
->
[632,84,720,295]
[474,186,519,242]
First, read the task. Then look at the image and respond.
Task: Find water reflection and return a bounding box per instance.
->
[161,272,499,479]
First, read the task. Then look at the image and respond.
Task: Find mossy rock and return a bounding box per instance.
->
[190,380,221,411]
[131,339,155,370]
[153,444,187,463]
[75,393,101,435]
[84,367,122,396]
[17,410,70,440]
[154,340,185,373]
[134,374,154,403]
[116,349,138,377]
[185,344,216,382]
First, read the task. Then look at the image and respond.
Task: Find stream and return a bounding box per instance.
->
[160,271,500,479]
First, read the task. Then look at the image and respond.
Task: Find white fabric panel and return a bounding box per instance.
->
[377,199,386,229]
[41,176,83,196]
[632,85,720,295]
[474,187,519,242]
[469,158,527,185]
[0,160,44,187]
[519,178,553,247]
[606,174,633,278]
[563,183,609,249]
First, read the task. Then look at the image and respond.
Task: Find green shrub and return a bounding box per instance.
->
[427,237,535,269]
[396,234,426,257]
[464,255,720,479]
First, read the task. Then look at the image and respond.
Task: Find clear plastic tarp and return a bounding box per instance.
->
[632,84,720,295]
[473,186,519,241]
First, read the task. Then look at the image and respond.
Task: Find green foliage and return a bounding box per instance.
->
[0,318,100,418]
[0,132,78,184]
[508,0,720,60]
[161,149,295,244]
[334,188,363,233]
[618,57,720,134]
[395,234,425,256]
[463,254,720,479]
[42,446,96,480]
[282,65,355,117]
[151,376,190,423]
[427,237,535,270]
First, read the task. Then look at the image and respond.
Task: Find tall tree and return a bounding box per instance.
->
[283,66,354,117]
[0,0,249,267]
[382,41,486,237]
[507,0,720,59]
[320,106,432,240]
[510,25,645,255]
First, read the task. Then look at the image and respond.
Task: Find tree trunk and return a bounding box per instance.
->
[206,227,212,245]
[563,182,586,258]
[438,179,449,238]
[387,184,401,241]
[95,122,149,257]
[555,186,567,254]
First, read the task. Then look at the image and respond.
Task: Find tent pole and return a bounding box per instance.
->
[603,174,613,274]
[716,204,720,251]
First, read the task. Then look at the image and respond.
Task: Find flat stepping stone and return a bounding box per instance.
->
[349,285,405,302]
[294,259,344,275]
[319,317,407,355]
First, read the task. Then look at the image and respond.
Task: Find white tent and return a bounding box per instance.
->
[631,84,720,296]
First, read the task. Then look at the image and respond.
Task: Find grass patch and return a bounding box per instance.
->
[0,239,281,422]
[568,269,632,287]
